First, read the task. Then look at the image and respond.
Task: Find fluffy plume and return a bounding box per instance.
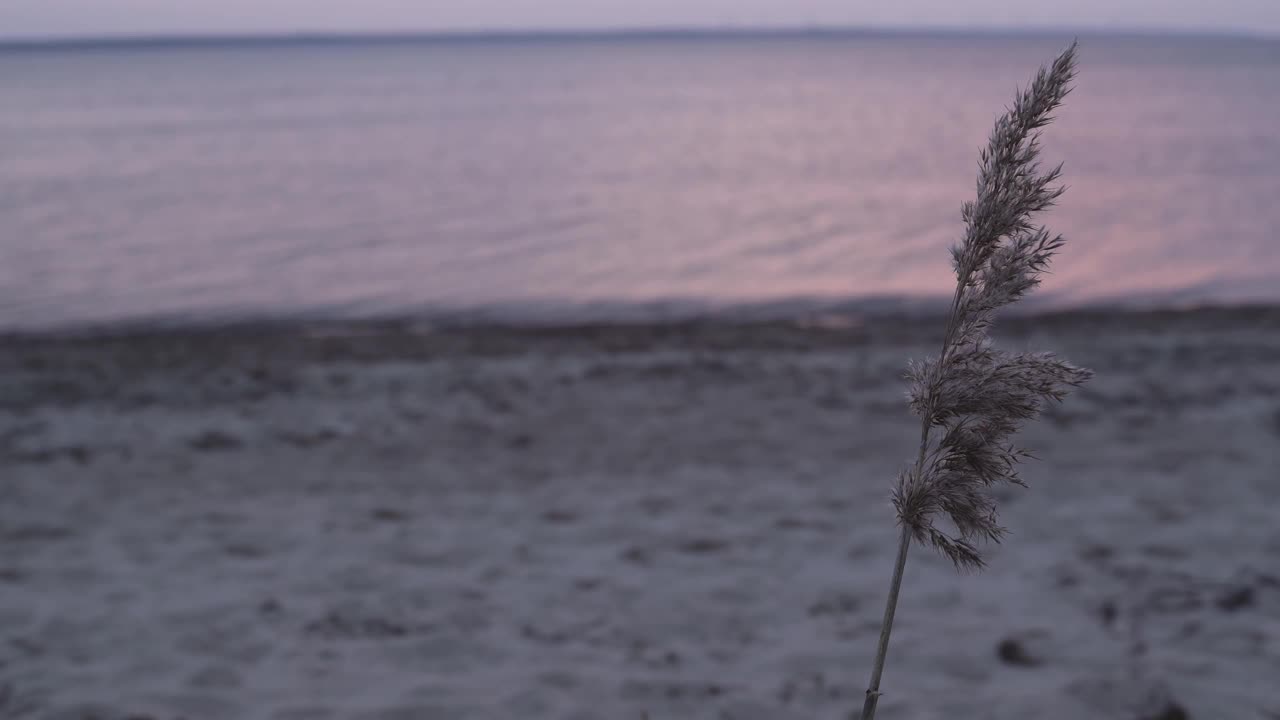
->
[891,40,1092,571]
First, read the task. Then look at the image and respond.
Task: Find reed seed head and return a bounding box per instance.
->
[893,41,1091,571]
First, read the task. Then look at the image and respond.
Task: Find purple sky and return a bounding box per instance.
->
[2,0,1279,39]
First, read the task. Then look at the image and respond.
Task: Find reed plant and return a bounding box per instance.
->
[860,41,1092,720]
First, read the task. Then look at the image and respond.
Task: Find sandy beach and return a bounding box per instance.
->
[2,306,1279,720]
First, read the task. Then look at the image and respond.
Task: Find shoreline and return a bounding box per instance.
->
[4,300,1278,345]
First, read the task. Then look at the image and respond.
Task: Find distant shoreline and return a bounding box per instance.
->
[3,301,1277,346]
[2,26,1277,52]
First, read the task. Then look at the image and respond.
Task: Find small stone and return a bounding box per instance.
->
[996,637,1042,667]
[620,546,652,566]
[1079,544,1115,562]
[1216,586,1255,612]
[1099,600,1118,627]
[541,509,577,525]
[371,508,407,522]
[188,430,242,452]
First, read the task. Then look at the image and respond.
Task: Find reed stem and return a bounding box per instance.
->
[860,524,913,720]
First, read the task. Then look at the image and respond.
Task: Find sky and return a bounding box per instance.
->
[2,0,1279,40]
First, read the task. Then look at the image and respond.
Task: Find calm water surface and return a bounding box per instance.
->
[2,33,1278,329]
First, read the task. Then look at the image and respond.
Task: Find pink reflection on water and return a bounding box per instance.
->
[2,37,1279,329]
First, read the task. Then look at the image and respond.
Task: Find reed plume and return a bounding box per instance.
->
[861,41,1092,720]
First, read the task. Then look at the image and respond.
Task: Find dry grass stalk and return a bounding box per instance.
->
[860,41,1092,720]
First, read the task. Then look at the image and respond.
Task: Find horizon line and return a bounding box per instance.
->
[2,24,1277,50]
